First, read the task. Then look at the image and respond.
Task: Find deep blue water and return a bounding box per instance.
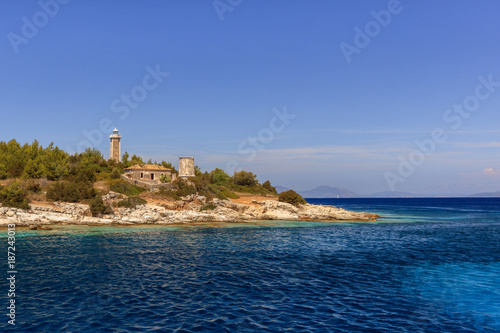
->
[2,198,500,332]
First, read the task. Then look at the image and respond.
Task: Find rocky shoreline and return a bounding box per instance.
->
[0,195,379,228]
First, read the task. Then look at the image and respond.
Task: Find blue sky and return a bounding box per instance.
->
[1,0,500,195]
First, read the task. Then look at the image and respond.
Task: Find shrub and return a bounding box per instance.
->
[160,174,171,183]
[210,168,230,185]
[116,197,147,209]
[174,178,197,197]
[0,183,30,210]
[109,180,145,196]
[200,203,217,211]
[89,197,112,216]
[217,185,239,199]
[46,181,96,203]
[110,168,121,180]
[278,190,306,207]
[263,180,277,194]
[233,170,257,186]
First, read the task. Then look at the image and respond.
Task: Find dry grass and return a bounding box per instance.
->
[94,180,110,192]
[230,192,277,206]
[139,191,176,205]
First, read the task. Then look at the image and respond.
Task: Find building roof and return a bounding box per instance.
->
[125,164,171,171]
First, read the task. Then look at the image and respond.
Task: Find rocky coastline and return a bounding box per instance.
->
[0,194,379,228]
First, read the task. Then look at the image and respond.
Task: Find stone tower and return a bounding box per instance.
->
[109,128,122,163]
[178,157,195,178]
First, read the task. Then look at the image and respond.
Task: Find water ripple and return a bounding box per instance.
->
[3,198,500,332]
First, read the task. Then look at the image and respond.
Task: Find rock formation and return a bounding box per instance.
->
[0,195,379,227]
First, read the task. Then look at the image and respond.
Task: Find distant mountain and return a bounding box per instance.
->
[469,191,500,197]
[275,186,291,194]
[369,191,418,198]
[298,186,360,198]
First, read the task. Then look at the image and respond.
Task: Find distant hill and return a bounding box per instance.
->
[299,186,360,198]
[275,186,291,194]
[469,191,500,197]
[369,191,417,198]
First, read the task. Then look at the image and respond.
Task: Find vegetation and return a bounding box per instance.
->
[0,138,283,210]
[46,181,97,203]
[89,197,112,216]
[0,183,31,210]
[0,139,69,180]
[109,180,145,197]
[116,197,147,209]
[263,180,277,194]
[233,170,257,186]
[200,203,217,211]
[110,168,121,179]
[210,168,230,185]
[160,174,171,183]
[278,190,307,206]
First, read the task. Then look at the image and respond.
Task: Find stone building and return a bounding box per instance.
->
[123,164,174,185]
[109,128,122,162]
[113,130,196,188]
[179,157,195,178]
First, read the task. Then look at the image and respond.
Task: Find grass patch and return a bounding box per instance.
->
[109,180,145,196]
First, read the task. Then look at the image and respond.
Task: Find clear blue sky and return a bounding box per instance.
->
[1,0,500,195]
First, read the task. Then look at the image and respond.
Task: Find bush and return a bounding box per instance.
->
[217,185,239,199]
[278,190,306,207]
[116,197,147,209]
[0,183,30,210]
[0,169,7,180]
[233,170,257,186]
[263,180,277,194]
[89,197,112,216]
[110,168,121,180]
[210,168,230,185]
[160,174,171,183]
[46,181,96,203]
[109,180,145,196]
[200,203,217,211]
[174,178,197,197]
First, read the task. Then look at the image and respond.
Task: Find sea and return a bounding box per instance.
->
[1,198,500,332]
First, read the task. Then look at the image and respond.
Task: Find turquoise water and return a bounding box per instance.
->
[1,198,499,332]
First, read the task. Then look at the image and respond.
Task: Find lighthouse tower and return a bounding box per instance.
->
[109,128,122,163]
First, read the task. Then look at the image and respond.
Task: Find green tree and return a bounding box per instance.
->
[129,154,144,167]
[194,166,203,177]
[233,170,258,186]
[22,158,44,179]
[89,197,112,216]
[210,168,230,185]
[122,152,130,166]
[263,180,277,194]
[0,183,30,209]
[161,161,178,175]
[110,168,121,179]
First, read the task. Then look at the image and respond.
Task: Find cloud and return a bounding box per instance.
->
[483,168,500,176]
